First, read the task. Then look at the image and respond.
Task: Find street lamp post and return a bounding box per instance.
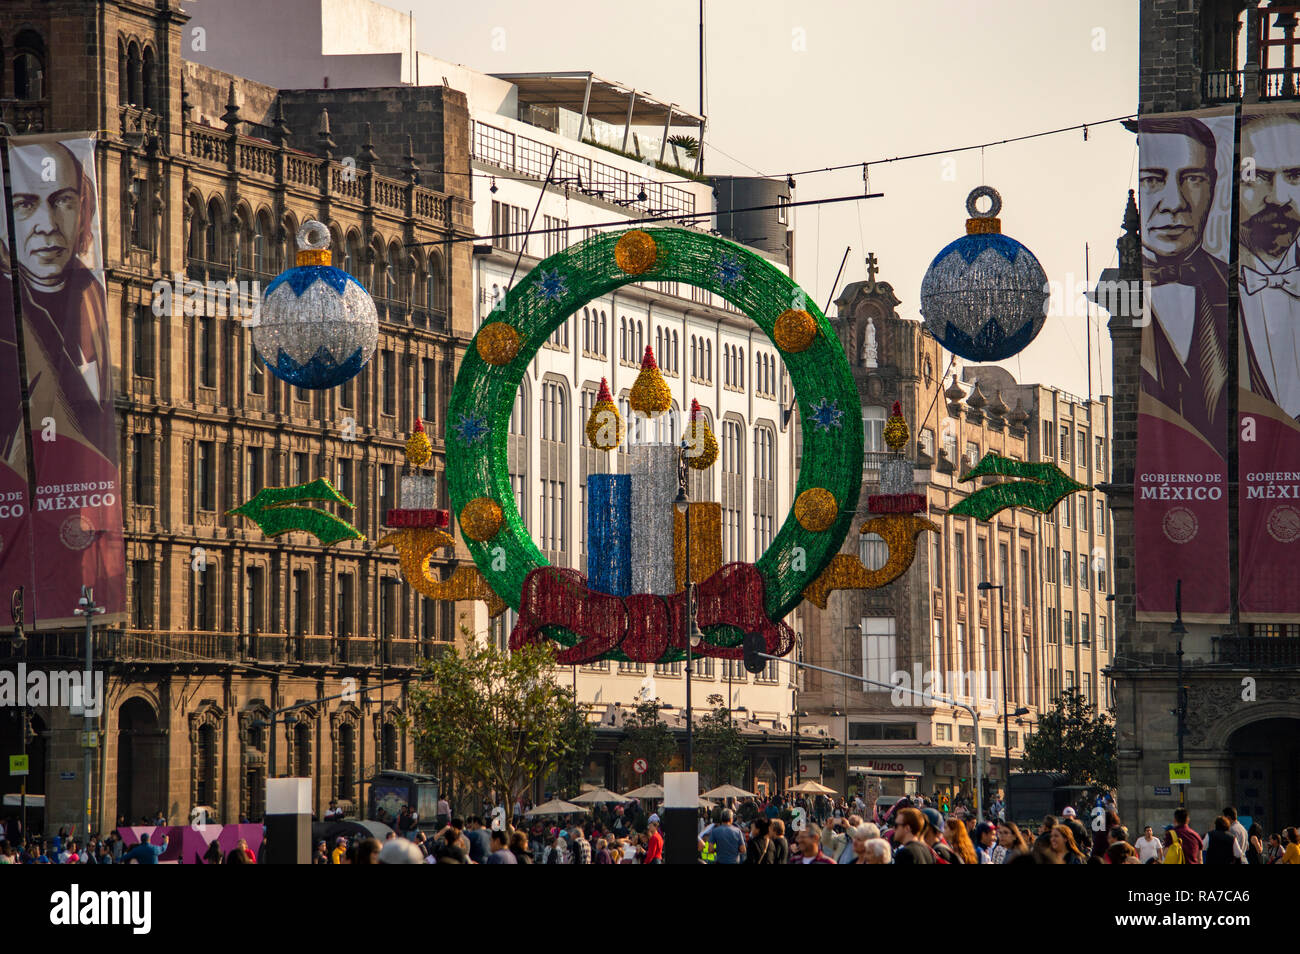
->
[73,586,104,839]
[674,449,698,772]
[1172,580,1187,808]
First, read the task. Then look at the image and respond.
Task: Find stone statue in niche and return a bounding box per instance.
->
[861,316,878,368]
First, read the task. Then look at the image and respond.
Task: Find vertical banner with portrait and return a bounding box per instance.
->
[6,134,124,625]
[1134,108,1234,622]
[1238,106,1300,619]
[0,157,36,612]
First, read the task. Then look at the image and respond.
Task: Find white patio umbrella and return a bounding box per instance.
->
[787,780,837,795]
[569,788,630,804]
[623,782,665,800]
[525,798,589,816]
[702,784,757,800]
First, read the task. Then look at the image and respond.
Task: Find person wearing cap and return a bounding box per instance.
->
[972,822,998,863]
[891,808,934,864]
[1059,806,1090,853]
[920,807,962,863]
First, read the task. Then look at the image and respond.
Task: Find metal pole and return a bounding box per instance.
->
[1175,580,1186,808]
[684,496,693,772]
[73,586,103,841]
[1000,593,1010,821]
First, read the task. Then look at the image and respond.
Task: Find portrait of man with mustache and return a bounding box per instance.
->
[1136,116,1231,456]
[1239,112,1300,422]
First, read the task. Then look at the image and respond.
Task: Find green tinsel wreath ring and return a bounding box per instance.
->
[446,227,863,640]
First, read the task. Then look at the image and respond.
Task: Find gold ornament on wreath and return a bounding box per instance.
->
[476,321,521,366]
[460,496,504,541]
[614,229,658,275]
[794,487,838,532]
[773,308,817,353]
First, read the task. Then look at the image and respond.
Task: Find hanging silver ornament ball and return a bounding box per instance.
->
[252,219,379,389]
[919,186,1048,362]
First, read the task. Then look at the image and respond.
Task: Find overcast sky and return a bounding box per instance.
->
[412,0,1138,398]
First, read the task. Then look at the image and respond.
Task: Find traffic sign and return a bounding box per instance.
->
[633,758,648,775]
[9,754,28,777]
[1169,762,1191,785]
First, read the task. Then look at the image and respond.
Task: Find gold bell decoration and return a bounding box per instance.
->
[883,400,909,453]
[585,377,624,451]
[682,398,718,470]
[405,417,433,467]
[629,345,672,417]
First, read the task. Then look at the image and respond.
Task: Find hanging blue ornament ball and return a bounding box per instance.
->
[252,220,379,389]
[919,186,1048,362]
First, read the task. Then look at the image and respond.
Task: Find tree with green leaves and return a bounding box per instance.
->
[619,699,677,783]
[695,696,747,789]
[553,701,596,799]
[1020,687,1117,789]
[408,640,577,826]
[666,134,700,159]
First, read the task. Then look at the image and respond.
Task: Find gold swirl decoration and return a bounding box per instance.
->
[802,513,940,609]
[377,528,507,617]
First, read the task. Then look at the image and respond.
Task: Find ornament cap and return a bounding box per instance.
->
[640,345,659,370]
[295,220,332,266]
[597,377,613,403]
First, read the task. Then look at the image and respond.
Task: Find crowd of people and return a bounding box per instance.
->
[7,789,1300,864]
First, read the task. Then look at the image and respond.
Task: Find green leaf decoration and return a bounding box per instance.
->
[227,477,363,545]
[949,452,1090,521]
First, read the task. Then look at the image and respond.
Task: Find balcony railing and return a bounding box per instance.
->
[1214,636,1300,667]
[2,630,434,669]
[0,98,48,133]
[1204,67,1300,103]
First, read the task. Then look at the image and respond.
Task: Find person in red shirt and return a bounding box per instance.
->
[643,821,663,864]
[1167,808,1204,864]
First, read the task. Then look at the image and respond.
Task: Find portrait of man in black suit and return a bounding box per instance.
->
[1136,116,1230,456]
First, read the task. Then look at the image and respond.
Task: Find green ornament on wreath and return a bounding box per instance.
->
[445,228,863,659]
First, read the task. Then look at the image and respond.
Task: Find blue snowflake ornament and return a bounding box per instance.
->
[810,398,843,433]
[714,254,744,288]
[533,269,569,302]
[453,413,489,444]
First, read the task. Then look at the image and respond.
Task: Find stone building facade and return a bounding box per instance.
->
[1106,0,1300,835]
[798,268,1114,807]
[0,0,477,832]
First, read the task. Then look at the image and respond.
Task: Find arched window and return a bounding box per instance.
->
[671,330,679,373]
[205,198,223,264]
[337,723,356,800]
[705,340,712,380]
[655,327,663,365]
[117,41,128,106]
[196,722,217,806]
[621,318,628,361]
[600,311,608,356]
[690,335,697,378]
[427,252,445,311]
[125,39,141,106]
[142,45,157,111]
[738,347,745,390]
[252,211,269,273]
[294,721,311,777]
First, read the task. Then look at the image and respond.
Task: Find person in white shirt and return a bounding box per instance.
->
[1136,825,1164,864]
[1224,806,1250,857]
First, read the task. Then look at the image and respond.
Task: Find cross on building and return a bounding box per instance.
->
[865,252,879,291]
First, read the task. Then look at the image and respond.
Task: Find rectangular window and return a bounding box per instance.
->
[1045,548,1056,584]
[422,358,435,422]
[248,337,264,394]
[380,464,395,514]
[1096,500,1105,535]
[1079,554,1090,590]
[337,573,354,638]
[776,194,789,224]
[340,376,354,410]
[131,561,151,628]
[1062,500,1071,528]
[956,622,967,672]
[194,567,212,631]
[1082,672,1092,703]
[954,532,966,594]
[1095,436,1105,473]
[975,537,988,589]
[959,725,974,743]
[1042,420,1053,457]
[849,722,917,741]
[1059,424,1070,461]
[292,569,310,636]
[133,306,154,378]
[935,723,952,742]
[1062,551,1072,586]
[293,452,309,485]
[861,617,896,689]
[1019,549,1031,607]
[981,728,998,746]
[1079,498,1089,531]
[1078,431,1088,469]
[382,351,395,416]
[1064,670,1075,691]
[1097,564,1107,593]
[132,436,153,506]
[1049,668,1061,699]
[920,427,935,459]
[999,543,1010,589]
[246,447,262,496]
[1098,617,1108,651]
[197,441,215,511]
[244,565,264,635]
[199,317,215,388]
[1064,610,1074,646]
[964,440,980,470]
[1081,613,1091,646]
[336,458,353,501]
[932,534,944,588]
[1047,607,1058,644]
